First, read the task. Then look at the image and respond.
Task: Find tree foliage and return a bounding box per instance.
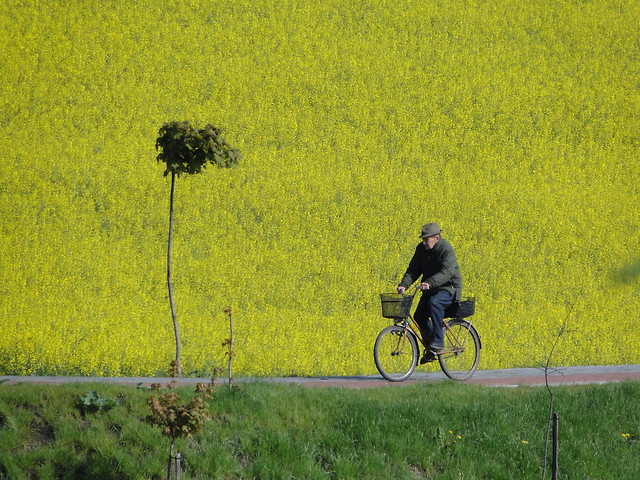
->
[146,382,213,440]
[156,121,242,177]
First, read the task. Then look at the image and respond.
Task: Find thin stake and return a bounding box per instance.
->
[175,452,182,480]
[167,442,174,480]
[552,413,559,480]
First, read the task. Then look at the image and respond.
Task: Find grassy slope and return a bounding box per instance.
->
[0,0,639,376]
[0,381,639,479]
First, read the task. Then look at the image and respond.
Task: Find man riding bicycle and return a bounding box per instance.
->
[397,223,462,364]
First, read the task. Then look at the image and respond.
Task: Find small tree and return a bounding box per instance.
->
[146,362,216,479]
[156,121,241,376]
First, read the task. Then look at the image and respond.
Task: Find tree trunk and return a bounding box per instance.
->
[167,172,181,377]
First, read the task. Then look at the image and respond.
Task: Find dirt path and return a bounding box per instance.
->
[2,365,639,389]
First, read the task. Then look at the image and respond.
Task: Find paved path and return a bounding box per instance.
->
[2,365,639,389]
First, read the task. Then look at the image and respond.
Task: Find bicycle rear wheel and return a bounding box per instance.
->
[438,319,481,381]
[374,325,419,382]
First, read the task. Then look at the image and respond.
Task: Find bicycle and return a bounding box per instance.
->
[373,286,481,382]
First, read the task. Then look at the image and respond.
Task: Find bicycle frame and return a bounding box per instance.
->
[393,286,463,352]
[398,312,473,356]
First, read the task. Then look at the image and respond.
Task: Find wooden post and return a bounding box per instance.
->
[175,452,182,480]
[552,413,559,480]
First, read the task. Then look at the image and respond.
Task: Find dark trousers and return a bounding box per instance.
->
[413,290,454,348]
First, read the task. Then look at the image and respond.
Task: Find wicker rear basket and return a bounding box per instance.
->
[444,297,476,318]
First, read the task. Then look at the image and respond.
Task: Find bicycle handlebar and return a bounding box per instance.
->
[397,284,422,296]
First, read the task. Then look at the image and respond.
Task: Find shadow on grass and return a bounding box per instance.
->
[65,453,134,480]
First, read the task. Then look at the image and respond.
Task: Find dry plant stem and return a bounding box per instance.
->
[541,304,573,480]
[167,172,181,377]
[228,308,234,388]
[223,308,234,388]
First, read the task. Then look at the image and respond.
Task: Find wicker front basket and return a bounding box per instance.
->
[379,293,414,319]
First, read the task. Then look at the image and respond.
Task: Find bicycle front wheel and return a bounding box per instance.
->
[438,319,481,381]
[374,325,419,382]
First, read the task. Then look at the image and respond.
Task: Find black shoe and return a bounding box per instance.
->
[420,351,436,364]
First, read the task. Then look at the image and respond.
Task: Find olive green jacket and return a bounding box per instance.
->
[399,238,463,299]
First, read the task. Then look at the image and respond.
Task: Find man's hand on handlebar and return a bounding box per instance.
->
[397,283,430,294]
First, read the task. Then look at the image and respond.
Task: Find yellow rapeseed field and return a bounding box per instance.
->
[1,0,638,376]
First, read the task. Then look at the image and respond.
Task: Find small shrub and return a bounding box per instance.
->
[145,383,213,440]
[146,363,217,479]
[74,391,117,416]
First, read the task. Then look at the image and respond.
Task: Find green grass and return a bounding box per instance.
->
[0,381,638,479]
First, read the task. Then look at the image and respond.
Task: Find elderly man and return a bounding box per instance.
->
[397,223,462,364]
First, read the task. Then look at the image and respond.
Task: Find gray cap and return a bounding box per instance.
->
[419,223,442,238]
